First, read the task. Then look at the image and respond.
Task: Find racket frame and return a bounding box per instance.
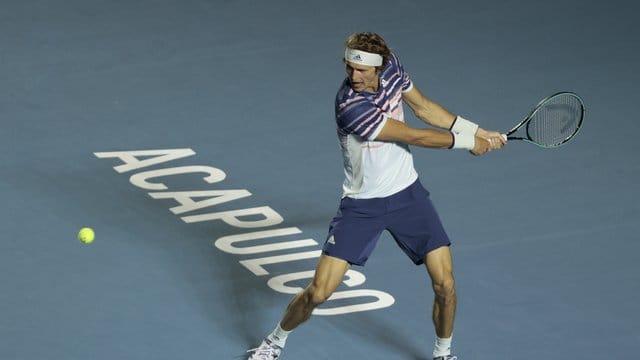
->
[506,91,585,148]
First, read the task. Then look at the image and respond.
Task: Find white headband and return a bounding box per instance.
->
[344,48,383,67]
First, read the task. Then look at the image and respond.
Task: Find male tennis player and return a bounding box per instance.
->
[247,32,506,360]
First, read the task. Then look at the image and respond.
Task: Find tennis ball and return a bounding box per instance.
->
[78,227,95,244]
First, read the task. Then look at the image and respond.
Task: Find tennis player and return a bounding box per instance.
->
[247,32,506,360]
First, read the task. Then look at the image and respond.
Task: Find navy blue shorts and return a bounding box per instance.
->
[322,179,451,266]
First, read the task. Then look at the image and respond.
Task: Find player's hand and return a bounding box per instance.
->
[477,128,507,150]
[470,136,491,156]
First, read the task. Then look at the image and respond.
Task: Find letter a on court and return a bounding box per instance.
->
[94,148,196,173]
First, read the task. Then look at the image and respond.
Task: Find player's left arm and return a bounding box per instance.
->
[402,85,506,148]
[402,85,456,129]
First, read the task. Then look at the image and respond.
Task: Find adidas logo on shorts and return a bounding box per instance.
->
[326,235,336,245]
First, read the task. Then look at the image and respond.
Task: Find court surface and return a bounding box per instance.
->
[2,1,639,359]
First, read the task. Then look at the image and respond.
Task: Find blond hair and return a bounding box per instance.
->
[344,32,391,71]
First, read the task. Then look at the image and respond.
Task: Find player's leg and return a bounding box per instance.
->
[278,195,383,331]
[383,179,456,337]
[424,245,457,359]
[247,255,349,360]
[384,180,456,359]
[424,246,456,338]
[248,195,383,359]
[280,254,350,330]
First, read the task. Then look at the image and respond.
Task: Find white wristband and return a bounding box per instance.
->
[451,132,475,150]
[451,116,479,135]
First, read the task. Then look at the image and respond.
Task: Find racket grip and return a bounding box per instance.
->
[501,134,507,141]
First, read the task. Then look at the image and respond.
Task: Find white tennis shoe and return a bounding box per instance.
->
[247,339,282,360]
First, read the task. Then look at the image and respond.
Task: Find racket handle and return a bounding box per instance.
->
[501,134,507,142]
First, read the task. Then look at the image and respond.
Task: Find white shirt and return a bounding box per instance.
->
[334,53,418,199]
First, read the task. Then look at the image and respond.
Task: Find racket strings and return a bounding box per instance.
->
[527,94,583,147]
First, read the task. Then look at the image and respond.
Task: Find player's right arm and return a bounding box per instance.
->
[402,85,506,151]
[375,118,491,155]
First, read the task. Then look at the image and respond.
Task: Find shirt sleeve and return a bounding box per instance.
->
[336,97,387,141]
[397,56,413,92]
[402,79,414,93]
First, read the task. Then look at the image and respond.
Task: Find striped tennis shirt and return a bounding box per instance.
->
[335,53,418,199]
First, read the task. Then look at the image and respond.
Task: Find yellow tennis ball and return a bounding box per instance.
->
[78,227,95,244]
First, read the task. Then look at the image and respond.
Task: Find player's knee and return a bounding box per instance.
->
[305,284,333,306]
[432,276,456,302]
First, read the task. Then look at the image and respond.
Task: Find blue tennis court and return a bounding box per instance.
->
[2,1,639,359]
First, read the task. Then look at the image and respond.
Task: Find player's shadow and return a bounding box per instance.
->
[199,228,281,346]
[329,312,428,360]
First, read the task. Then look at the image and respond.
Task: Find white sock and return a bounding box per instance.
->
[266,323,291,348]
[432,335,453,358]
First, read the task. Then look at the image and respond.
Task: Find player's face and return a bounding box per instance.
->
[346,62,379,93]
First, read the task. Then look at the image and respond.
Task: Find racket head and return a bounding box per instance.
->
[507,92,585,148]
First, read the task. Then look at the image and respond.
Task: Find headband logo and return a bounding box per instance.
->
[344,48,383,67]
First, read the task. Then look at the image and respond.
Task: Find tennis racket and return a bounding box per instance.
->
[505,91,585,148]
